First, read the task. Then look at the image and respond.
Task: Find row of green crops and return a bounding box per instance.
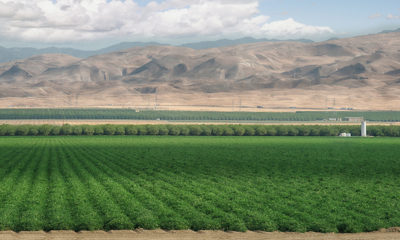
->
[1,109,400,121]
[0,136,399,232]
[1,124,400,137]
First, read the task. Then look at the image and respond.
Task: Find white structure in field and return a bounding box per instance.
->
[339,132,352,137]
[361,121,367,137]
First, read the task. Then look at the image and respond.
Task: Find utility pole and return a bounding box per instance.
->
[154,91,158,110]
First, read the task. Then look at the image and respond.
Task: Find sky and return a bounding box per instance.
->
[0,0,399,49]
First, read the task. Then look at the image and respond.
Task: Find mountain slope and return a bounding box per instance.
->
[0,42,165,63]
[0,32,400,110]
[180,37,313,49]
[0,38,313,63]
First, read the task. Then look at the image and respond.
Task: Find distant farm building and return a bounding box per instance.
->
[343,117,364,122]
[339,133,352,137]
[328,117,341,121]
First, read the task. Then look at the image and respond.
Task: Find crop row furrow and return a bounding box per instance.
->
[88,145,294,224]
[66,140,193,230]
[45,142,74,230]
[0,141,45,231]
[57,140,104,230]
[0,140,41,188]
[82,140,352,232]
[61,140,134,230]
[1,136,399,233]
[17,139,51,230]
[77,142,276,231]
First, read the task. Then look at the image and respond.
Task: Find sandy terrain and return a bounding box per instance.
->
[2,88,400,111]
[1,230,400,240]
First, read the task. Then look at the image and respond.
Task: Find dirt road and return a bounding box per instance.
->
[1,119,400,126]
[1,230,400,240]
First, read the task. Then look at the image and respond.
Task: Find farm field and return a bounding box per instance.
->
[0,136,399,233]
[2,109,400,122]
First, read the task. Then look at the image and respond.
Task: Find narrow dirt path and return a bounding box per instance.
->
[2,119,400,126]
[1,230,400,240]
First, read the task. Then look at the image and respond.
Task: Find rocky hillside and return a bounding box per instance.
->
[1,32,399,110]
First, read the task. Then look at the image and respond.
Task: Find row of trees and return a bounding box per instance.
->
[1,124,400,137]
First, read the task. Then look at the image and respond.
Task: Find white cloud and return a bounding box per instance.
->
[0,0,334,43]
[368,13,381,19]
[259,18,333,38]
[387,14,400,20]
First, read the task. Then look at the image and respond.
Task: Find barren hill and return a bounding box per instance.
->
[1,32,400,110]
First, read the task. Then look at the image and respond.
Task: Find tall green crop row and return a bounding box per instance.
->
[18,143,50,231]
[57,142,103,230]
[0,140,45,231]
[76,141,226,230]
[1,124,400,137]
[76,137,400,231]
[70,138,192,230]
[73,140,161,229]
[46,143,74,230]
[63,143,132,230]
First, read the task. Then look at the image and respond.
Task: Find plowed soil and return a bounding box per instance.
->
[1,229,400,240]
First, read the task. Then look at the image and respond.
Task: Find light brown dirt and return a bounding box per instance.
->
[1,119,400,126]
[1,230,400,240]
[2,88,400,111]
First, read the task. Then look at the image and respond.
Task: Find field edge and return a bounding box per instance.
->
[1,229,400,240]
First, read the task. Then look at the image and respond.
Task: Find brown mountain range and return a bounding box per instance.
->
[1,32,400,111]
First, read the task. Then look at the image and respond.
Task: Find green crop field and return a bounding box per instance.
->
[1,108,400,122]
[0,136,399,233]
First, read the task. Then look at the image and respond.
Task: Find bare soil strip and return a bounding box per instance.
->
[1,119,400,126]
[1,230,400,240]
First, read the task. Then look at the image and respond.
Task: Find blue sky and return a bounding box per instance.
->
[0,0,399,49]
[257,0,400,35]
[134,0,400,35]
